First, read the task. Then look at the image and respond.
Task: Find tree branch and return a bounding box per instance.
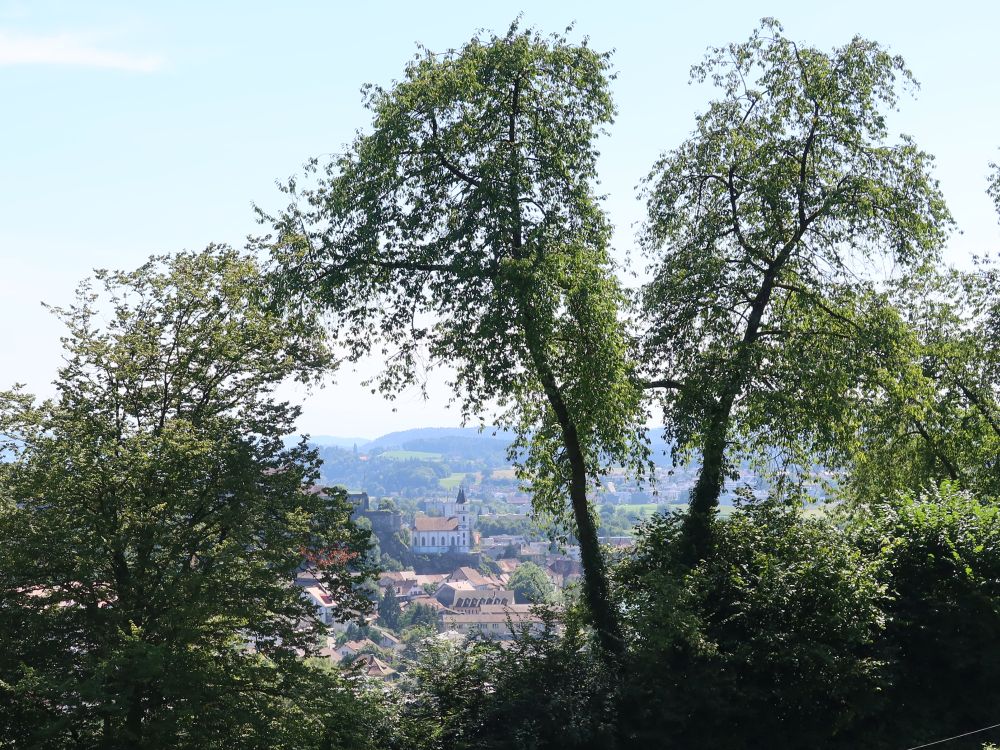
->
[429,113,482,189]
[642,378,686,391]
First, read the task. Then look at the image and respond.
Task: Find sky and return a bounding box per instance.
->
[1,0,997,440]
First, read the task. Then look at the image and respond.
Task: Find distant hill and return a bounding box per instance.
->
[364,427,514,465]
[295,426,676,466]
[306,435,372,449]
[366,426,513,450]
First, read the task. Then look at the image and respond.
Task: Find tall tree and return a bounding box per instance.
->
[379,586,401,631]
[265,23,644,656]
[0,248,379,749]
[639,19,952,561]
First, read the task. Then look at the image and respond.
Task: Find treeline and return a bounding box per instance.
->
[317,445,453,495]
[1,16,999,750]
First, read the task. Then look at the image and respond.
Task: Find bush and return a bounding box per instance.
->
[846,484,1000,748]
[615,500,884,749]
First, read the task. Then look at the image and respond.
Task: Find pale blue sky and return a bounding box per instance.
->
[1,0,997,438]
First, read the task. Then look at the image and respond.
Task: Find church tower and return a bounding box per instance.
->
[456,486,470,551]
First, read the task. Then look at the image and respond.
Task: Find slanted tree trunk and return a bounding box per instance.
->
[502,71,622,657]
[520,305,624,658]
[681,393,734,565]
[681,256,788,563]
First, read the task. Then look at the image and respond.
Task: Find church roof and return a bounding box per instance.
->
[414,515,460,532]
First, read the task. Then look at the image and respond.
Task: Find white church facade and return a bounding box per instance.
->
[410,487,473,554]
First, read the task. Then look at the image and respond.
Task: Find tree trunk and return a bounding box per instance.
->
[681,391,735,565]
[504,70,621,656]
[123,684,145,749]
[562,418,624,657]
[518,303,624,658]
[681,257,784,563]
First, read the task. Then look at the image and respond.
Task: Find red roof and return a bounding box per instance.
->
[414,515,460,532]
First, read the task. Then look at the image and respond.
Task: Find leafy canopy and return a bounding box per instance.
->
[0,248,379,749]
[640,18,952,481]
[264,21,647,523]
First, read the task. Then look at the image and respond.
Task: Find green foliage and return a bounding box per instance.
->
[614,499,884,748]
[2,19,997,750]
[379,586,402,631]
[393,489,1000,748]
[598,503,662,537]
[264,21,645,488]
[382,554,405,572]
[846,259,1000,502]
[639,19,952,555]
[989,160,1000,217]
[399,602,440,631]
[345,621,373,643]
[263,19,647,653]
[508,561,556,604]
[0,248,379,749]
[846,484,1000,747]
[477,514,537,539]
[329,448,450,496]
[393,614,615,750]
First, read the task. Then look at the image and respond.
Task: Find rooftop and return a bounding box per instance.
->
[414,515,460,532]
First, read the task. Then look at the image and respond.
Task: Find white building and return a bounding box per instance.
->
[411,487,472,553]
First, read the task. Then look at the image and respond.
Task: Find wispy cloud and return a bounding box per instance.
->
[0,29,163,72]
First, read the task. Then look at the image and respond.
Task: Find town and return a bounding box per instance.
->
[297,486,588,681]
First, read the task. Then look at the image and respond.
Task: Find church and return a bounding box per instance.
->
[410,487,472,554]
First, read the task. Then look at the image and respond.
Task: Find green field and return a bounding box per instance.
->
[439,472,475,490]
[379,449,442,460]
[615,503,661,515]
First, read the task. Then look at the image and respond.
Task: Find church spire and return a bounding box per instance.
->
[456,486,466,504]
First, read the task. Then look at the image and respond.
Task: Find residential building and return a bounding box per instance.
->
[351,653,398,681]
[440,608,544,640]
[445,566,503,590]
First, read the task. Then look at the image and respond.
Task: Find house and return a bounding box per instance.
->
[446,566,504,590]
[434,580,478,608]
[547,557,583,587]
[440,608,545,640]
[296,571,337,625]
[518,541,552,563]
[404,594,457,614]
[416,573,448,589]
[410,487,472,553]
[379,570,422,598]
[495,558,520,574]
[336,639,379,660]
[370,627,403,651]
[351,652,398,681]
[316,644,344,664]
[481,534,527,553]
